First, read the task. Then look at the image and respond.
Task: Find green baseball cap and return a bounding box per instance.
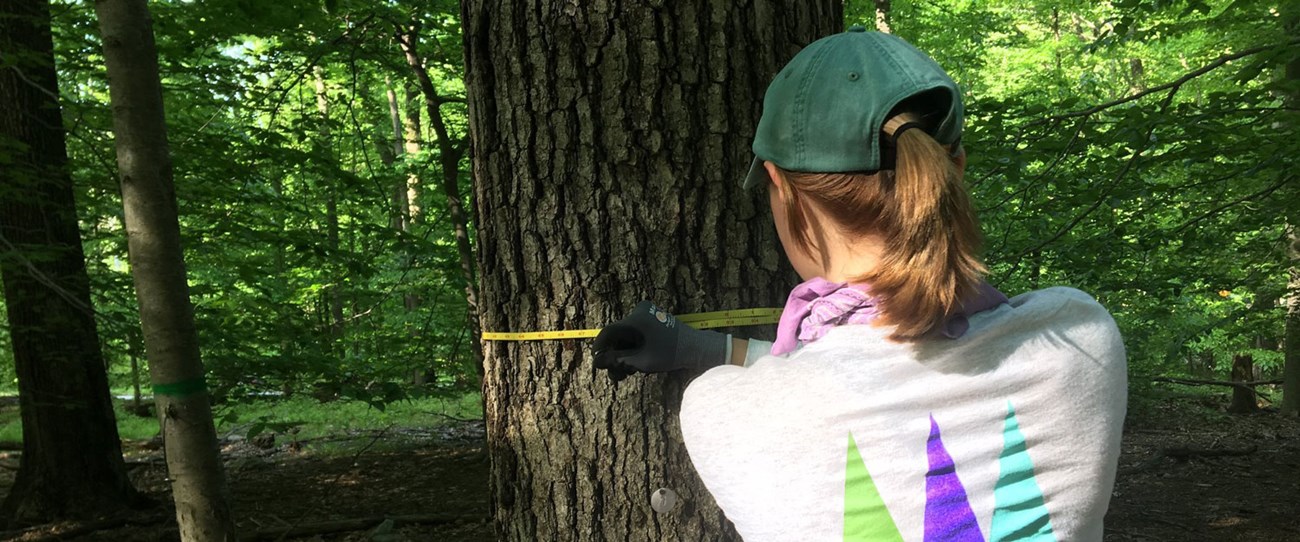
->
[743,27,963,189]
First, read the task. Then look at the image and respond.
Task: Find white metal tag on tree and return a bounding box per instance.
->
[651,488,679,514]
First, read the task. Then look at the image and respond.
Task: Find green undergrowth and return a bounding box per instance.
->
[214,392,483,440]
[0,400,163,443]
[0,392,484,447]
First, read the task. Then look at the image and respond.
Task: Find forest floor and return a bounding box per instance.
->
[1105,387,1300,541]
[2,388,1299,541]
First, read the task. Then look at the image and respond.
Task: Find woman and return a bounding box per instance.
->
[594,27,1126,542]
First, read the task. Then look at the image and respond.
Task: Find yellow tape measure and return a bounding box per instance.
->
[481,307,784,341]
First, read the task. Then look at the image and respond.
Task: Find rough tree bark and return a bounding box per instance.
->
[0,0,142,526]
[462,2,839,539]
[93,0,236,539]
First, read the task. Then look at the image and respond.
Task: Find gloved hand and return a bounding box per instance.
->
[593,301,729,382]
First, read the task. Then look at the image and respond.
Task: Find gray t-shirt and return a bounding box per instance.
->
[680,287,1127,541]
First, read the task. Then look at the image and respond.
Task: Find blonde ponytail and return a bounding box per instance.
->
[778,112,985,341]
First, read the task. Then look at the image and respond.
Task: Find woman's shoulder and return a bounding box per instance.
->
[1008,285,1107,312]
[1001,287,1119,332]
[991,285,1127,366]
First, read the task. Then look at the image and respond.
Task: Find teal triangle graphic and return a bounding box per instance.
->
[844,433,904,541]
[990,403,1056,541]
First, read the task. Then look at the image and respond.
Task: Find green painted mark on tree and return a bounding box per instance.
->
[152,376,207,398]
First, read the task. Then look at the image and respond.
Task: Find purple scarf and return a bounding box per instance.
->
[771,277,1009,356]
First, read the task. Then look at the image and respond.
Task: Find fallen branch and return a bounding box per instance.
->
[0,514,167,542]
[0,519,125,542]
[1120,444,1258,476]
[1153,376,1283,387]
[124,458,165,470]
[1163,446,1258,460]
[1153,376,1283,389]
[1152,376,1282,402]
[246,514,484,541]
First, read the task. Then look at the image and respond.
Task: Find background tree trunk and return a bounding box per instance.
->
[0,0,141,526]
[382,76,429,385]
[462,2,839,539]
[385,76,411,232]
[1228,354,1258,414]
[315,67,346,341]
[875,0,892,33]
[399,25,483,369]
[403,82,423,225]
[93,0,236,539]
[1281,9,1300,417]
[1285,222,1299,416]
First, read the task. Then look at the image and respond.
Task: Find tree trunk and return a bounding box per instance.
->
[0,0,142,526]
[1129,57,1146,93]
[874,0,892,33]
[315,68,346,341]
[129,328,148,416]
[1281,9,1300,417]
[403,82,423,225]
[385,76,410,232]
[381,77,428,385]
[92,0,236,539]
[1051,7,1062,75]
[398,25,484,369]
[1285,222,1300,416]
[401,83,422,318]
[461,2,839,539]
[1228,354,1258,414]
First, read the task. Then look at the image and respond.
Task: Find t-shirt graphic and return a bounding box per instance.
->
[680,288,1127,542]
[844,404,1055,542]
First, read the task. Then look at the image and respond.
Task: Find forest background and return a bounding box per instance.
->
[0,0,1297,538]
[3,0,1292,413]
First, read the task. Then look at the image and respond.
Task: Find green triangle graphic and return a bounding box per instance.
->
[844,433,904,541]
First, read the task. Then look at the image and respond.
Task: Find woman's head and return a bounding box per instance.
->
[746,28,985,340]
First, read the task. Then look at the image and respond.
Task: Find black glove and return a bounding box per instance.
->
[593,301,729,382]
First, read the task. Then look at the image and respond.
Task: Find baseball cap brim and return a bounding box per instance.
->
[742,157,769,189]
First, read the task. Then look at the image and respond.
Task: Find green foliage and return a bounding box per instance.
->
[0,401,160,442]
[0,0,1292,404]
[844,0,1298,380]
[0,0,480,400]
[213,392,482,441]
[0,393,483,445]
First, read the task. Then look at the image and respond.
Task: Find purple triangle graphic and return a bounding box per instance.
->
[925,415,985,542]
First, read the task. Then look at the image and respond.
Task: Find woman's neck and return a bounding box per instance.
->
[816,233,886,283]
